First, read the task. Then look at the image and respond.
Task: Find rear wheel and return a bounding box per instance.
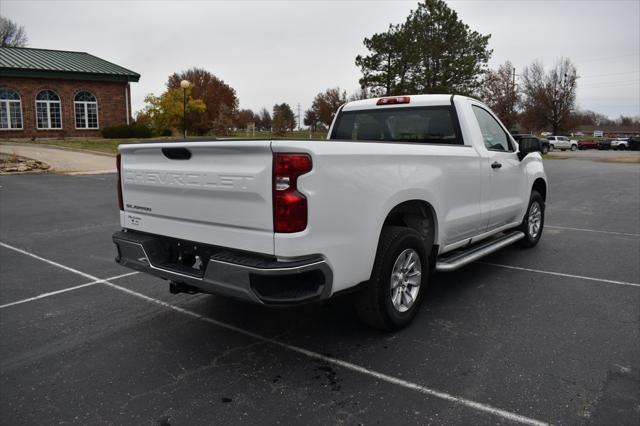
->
[518,191,545,248]
[541,145,549,155]
[549,144,555,151]
[618,145,625,151]
[355,226,428,331]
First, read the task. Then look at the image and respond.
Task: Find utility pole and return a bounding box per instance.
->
[512,66,516,117]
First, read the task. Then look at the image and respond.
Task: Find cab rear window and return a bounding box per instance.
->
[330,106,462,145]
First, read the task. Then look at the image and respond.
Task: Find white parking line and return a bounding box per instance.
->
[0,271,138,309]
[0,241,548,426]
[546,225,640,238]
[479,262,640,288]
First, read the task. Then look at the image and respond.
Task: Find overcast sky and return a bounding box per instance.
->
[2,0,639,119]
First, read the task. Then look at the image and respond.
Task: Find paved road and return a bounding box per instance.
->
[0,158,638,425]
[0,143,115,174]
[546,149,640,161]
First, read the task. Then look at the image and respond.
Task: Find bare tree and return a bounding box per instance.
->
[348,87,371,102]
[256,107,272,130]
[521,58,578,134]
[310,87,347,127]
[303,109,320,132]
[0,16,28,47]
[478,61,519,130]
[234,108,257,130]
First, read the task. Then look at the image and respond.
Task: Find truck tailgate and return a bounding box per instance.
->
[119,141,274,255]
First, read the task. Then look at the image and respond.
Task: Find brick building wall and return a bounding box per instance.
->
[0,77,132,139]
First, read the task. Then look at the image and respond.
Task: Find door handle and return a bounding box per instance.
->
[491,161,502,169]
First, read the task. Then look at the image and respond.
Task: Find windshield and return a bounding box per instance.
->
[330,106,462,145]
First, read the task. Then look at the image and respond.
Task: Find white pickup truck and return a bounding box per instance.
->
[113,94,547,330]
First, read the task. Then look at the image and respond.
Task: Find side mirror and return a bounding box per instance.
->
[518,138,541,161]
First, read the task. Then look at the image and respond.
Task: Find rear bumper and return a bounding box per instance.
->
[112,230,333,306]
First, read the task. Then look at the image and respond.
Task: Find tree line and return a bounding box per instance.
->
[480,59,639,133]
[134,71,368,137]
[136,67,304,137]
[8,0,636,139]
[134,0,636,137]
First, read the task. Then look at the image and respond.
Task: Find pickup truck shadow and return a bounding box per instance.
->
[189,250,512,340]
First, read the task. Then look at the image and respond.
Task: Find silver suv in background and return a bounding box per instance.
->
[547,136,578,151]
[611,138,629,150]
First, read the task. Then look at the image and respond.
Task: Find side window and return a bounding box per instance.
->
[472,106,512,152]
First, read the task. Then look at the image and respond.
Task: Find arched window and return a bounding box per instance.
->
[74,91,99,129]
[35,90,62,129]
[0,88,23,130]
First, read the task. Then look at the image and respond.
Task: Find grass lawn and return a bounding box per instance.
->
[0,138,149,155]
[228,130,328,139]
[1,131,329,155]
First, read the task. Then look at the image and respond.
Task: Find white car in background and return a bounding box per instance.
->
[610,138,629,150]
[547,136,578,151]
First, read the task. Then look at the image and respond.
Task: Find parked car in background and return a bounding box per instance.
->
[513,134,549,154]
[611,138,630,150]
[547,136,578,151]
[627,137,640,151]
[598,139,612,150]
[539,137,550,154]
[578,139,599,150]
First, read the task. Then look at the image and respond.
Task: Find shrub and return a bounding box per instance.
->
[102,124,152,139]
[160,128,172,137]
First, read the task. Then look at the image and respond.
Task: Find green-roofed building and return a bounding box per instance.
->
[0,47,140,138]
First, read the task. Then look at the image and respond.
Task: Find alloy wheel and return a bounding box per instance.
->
[390,249,422,313]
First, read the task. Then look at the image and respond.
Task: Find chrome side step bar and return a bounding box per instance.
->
[435,231,525,272]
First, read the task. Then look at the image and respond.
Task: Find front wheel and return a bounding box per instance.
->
[549,144,555,151]
[618,145,625,151]
[541,145,549,155]
[571,144,577,151]
[355,226,428,331]
[518,191,545,248]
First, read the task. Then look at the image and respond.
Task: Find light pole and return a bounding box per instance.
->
[180,80,190,138]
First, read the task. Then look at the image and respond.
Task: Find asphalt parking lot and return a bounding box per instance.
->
[1,157,639,425]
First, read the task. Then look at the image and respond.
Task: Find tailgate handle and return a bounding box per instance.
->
[162,147,191,160]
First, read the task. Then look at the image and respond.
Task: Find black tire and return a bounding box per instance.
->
[541,145,549,155]
[618,145,625,151]
[355,226,429,331]
[518,190,545,248]
[549,144,555,152]
[571,144,577,151]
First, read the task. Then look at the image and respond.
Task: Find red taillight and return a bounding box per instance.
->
[273,153,312,233]
[116,153,123,211]
[376,96,410,106]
